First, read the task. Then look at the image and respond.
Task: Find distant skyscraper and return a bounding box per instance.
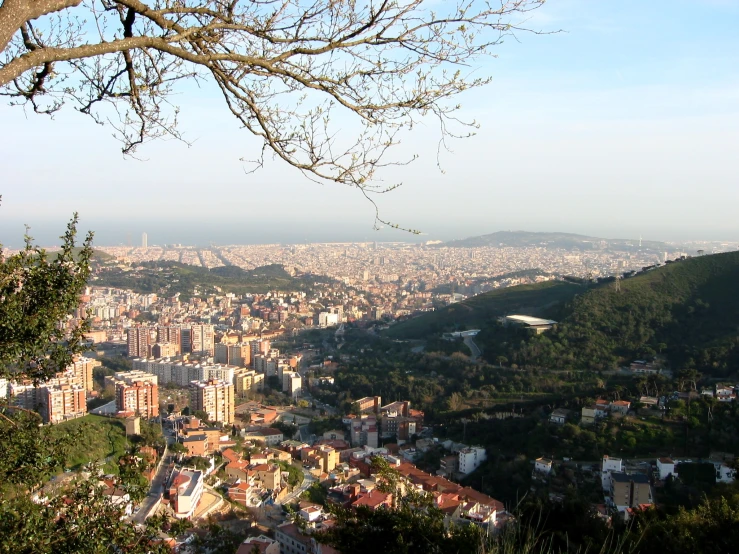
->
[142,232,148,248]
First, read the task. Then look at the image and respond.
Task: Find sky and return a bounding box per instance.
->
[2,0,739,247]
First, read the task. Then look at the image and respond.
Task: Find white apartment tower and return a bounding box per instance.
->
[189,379,234,424]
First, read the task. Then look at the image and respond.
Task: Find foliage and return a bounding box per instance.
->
[192,517,247,554]
[300,482,328,506]
[42,415,130,472]
[277,460,304,489]
[0,219,168,553]
[186,456,212,472]
[0,214,93,383]
[489,252,739,374]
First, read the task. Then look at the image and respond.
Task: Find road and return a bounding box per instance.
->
[463,336,481,361]
[277,471,316,506]
[132,446,169,524]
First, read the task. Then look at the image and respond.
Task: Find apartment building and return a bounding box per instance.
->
[354,396,382,414]
[156,325,182,353]
[610,473,652,512]
[458,446,487,475]
[115,379,159,419]
[69,356,99,392]
[190,325,215,355]
[190,379,234,424]
[167,468,204,519]
[233,369,264,395]
[127,326,154,357]
[39,384,87,424]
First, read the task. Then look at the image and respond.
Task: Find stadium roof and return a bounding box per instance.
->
[505,315,557,326]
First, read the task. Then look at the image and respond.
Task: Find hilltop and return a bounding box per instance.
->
[385,280,582,339]
[91,261,324,298]
[479,251,739,375]
[443,230,668,251]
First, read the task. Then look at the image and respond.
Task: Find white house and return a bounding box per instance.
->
[458,446,487,475]
[714,462,736,484]
[601,455,623,491]
[534,457,553,476]
[656,457,676,480]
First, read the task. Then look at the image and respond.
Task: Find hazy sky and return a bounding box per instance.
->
[2,0,738,247]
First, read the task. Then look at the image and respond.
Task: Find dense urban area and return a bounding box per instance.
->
[3,231,739,554]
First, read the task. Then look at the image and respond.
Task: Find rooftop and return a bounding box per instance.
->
[505,315,557,326]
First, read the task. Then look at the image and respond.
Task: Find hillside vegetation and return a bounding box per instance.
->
[385,281,581,339]
[43,415,128,472]
[92,261,317,297]
[480,251,739,375]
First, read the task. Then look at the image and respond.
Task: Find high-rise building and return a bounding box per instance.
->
[180,327,192,353]
[127,327,153,357]
[39,384,87,424]
[142,232,148,248]
[189,379,234,424]
[69,356,99,392]
[190,325,215,355]
[115,379,159,419]
[156,326,182,353]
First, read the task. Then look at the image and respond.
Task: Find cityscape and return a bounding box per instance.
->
[2,0,739,553]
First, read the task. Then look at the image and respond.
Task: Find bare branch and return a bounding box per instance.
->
[0,0,554,224]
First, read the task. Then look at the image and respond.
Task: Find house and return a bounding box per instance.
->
[274,523,312,554]
[244,427,284,446]
[549,408,570,425]
[222,448,241,464]
[235,536,279,554]
[716,387,737,402]
[639,396,659,407]
[656,457,675,480]
[228,481,253,507]
[254,463,281,490]
[610,400,631,415]
[629,360,660,375]
[226,459,251,482]
[534,457,553,476]
[99,480,133,517]
[581,407,597,426]
[351,489,393,511]
[181,434,208,457]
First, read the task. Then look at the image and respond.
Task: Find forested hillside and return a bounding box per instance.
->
[479,251,739,375]
[385,281,581,339]
[91,261,313,297]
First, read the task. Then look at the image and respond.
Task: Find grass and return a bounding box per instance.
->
[44,414,129,472]
[385,281,582,339]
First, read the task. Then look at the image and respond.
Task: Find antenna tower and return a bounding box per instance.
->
[614,275,621,293]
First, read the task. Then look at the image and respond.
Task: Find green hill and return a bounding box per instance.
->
[91,261,316,297]
[385,280,582,339]
[43,415,128,472]
[481,251,739,375]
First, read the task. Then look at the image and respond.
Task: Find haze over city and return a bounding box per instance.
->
[3,0,739,247]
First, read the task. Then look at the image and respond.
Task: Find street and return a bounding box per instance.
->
[132,446,169,524]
